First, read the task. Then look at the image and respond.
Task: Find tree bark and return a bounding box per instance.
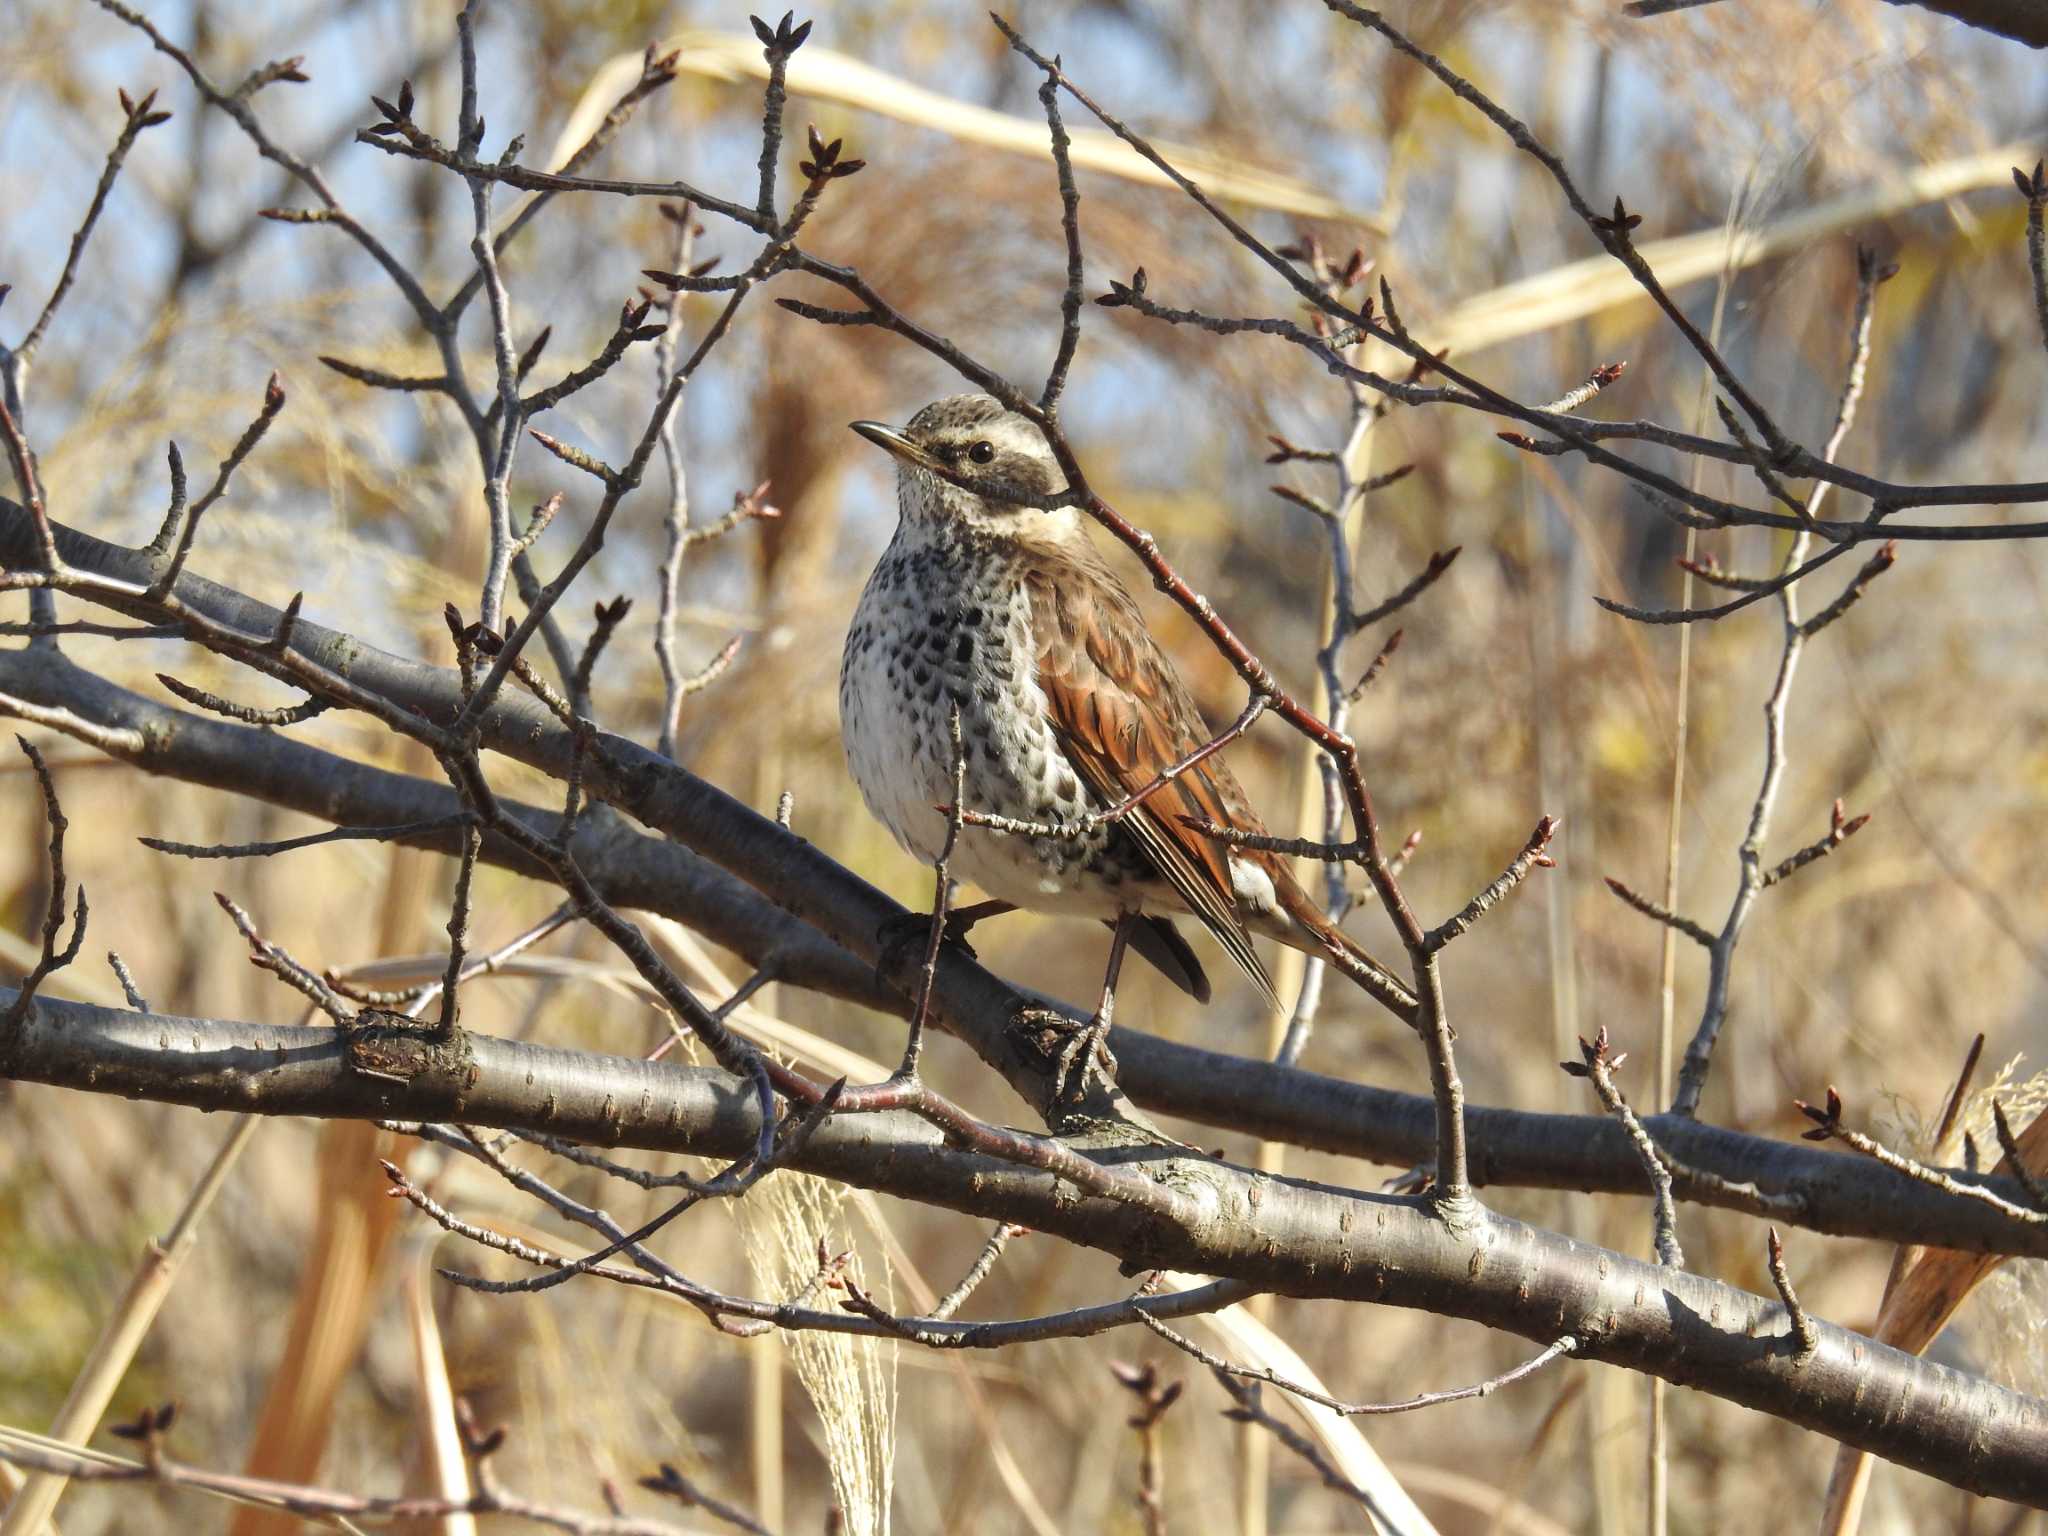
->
[6,990,2047,1507]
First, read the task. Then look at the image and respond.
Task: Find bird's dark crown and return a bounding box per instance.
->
[905,393,1010,436]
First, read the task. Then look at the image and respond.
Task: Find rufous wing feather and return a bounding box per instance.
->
[1028,553,1280,1009]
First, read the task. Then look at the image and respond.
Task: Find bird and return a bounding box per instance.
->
[840,393,1405,1076]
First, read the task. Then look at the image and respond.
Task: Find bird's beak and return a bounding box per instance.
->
[849,419,936,471]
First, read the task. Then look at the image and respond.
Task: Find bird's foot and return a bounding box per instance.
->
[1011,1006,1120,1104]
[876,911,970,982]
[876,899,1014,985]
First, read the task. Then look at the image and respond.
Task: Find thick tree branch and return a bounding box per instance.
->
[5,518,2048,1257]
[6,992,2048,1508]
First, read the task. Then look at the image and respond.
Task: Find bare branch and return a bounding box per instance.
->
[930,1223,1028,1320]
[141,816,471,862]
[1342,626,1403,703]
[155,673,327,727]
[355,110,767,235]
[0,1411,710,1534]
[1143,1310,1577,1416]
[516,302,665,418]
[1594,541,1853,626]
[1426,816,1557,952]
[1214,1376,1385,1517]
[1536,360,1628,415]
[1108,1359,1178,1536]
[1031,69,1087,409]
[1566,1027,1684,1267]
[1603,874,1715,947]
[1322,1,1793,457]
[640,1462,775,1536]
[1761,798,1872,887]
[1989,1101,2048,1209]
[1347,546,1461,634]
[1766,1228,1817,1355]
[2,737,86,1024]
[447,42,694,319]
[1796,1087,2048,1228]
[750,11,809,218]
[106,951,149,1012]
[1797,540,1898,638]
[94,0,445,327]
[651,204,702,761]
[13,88,174,369]
[317,353,448,393]
[1672,244,1888,1117]
[212,890,351,1025]
[0,395,54,570]
[2018,161,2048,357]
[148,372,288,595]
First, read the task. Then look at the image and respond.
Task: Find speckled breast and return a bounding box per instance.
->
[840,534,1154,912]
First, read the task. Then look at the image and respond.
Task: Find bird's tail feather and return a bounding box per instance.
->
[1117,915,1215,1005]
[1268,877,1418,1020]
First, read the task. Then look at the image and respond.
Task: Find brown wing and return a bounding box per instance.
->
[1026,545,1279,1008]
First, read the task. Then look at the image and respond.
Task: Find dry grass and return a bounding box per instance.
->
[735,1172,899,1536]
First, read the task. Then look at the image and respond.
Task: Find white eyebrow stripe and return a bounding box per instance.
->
[966,417,1051,457]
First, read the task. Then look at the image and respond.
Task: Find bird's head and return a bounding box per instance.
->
[850,394,1080,546]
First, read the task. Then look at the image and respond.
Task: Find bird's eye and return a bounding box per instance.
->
[967,441,996,465]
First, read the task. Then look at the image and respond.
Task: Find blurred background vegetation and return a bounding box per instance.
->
[3,0,2046,1531]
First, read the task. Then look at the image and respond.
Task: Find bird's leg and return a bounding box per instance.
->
[1048,911,1133,1102]
[876,897,1016,983]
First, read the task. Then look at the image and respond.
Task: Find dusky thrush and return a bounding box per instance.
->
[842,393,1398,1036]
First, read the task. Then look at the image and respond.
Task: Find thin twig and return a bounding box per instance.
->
[1795,1087,2048,1227]
[1213,1376,1383,1517]
[1347,546,1461,634]
[106,951,150,1012]
[1108,1360,1179,1536]
[652,202,701,761]
[1425,816,1556,952]
[1567,1027,1683,1267]
[2017,161,2048,358]
[1992,1100,2048,1208]
[1035,72,1086,409]
[1761,798,1871,887]
[1671,247,1887,1116]
[750,12,809,219]
[3,737,87,1023]
[1142,1311,1577,1416]
[1765,1227,1817,1355]
[1797,541,1898,638]
[1342,626,1403,704]
[213,890,352,1025]
[155,673,327,727]
[640,1462,775,1536]
[930,1223,1028,1320]
[14,88,174,370]
[1323,1,1792,457]
[900,705,967,1079]
[149,373,288,595]
[0,1413,710,1535]
[1602,875,1715,947]
[141,816,471,861]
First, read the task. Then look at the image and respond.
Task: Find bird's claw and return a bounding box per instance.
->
[1011,1005,1119,1104]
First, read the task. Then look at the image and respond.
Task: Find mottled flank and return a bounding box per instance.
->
[842,394,1384,1007]
[842,530,1144,902]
